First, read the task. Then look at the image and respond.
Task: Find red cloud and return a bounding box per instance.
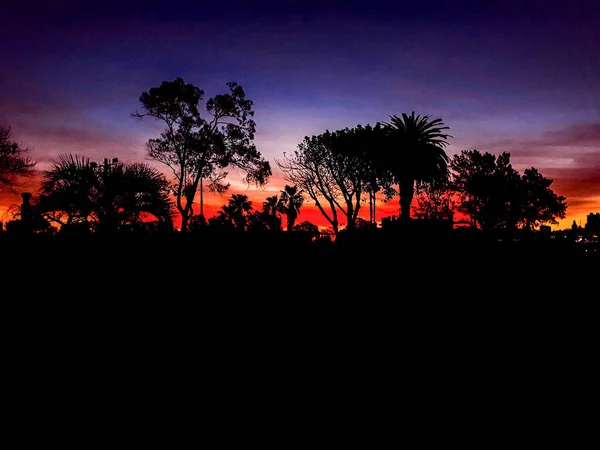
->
[546,122,600,147]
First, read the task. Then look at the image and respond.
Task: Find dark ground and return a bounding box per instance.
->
[2,229,597,293]
[2,231,596,396]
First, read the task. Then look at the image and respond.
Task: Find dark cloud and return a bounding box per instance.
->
[1,104,150,168]
[471,122,600,158]
[547,123,600,147]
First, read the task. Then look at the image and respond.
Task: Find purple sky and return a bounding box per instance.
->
[1,0,599,228]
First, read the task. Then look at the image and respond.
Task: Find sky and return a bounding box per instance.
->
[1,0,599,230]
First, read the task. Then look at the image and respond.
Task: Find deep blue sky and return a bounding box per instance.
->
[1,0,599,227]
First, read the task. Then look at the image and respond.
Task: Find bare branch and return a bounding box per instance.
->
[0,124,37,193]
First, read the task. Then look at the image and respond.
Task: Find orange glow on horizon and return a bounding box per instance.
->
[1,179,598,232]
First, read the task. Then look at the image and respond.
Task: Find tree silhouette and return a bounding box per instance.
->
[293,221,318,232]
[292,220,321,242]
[379,112,452,220]
[451,150,519,230]
[0,124,36,192]
[329,123,391,225]
[132,77,271,231]
[450,150,567,231]
[36,154,174,233]
[276,127,376,235]
[3,192,53,235]
[263,195,279,217]
[519,168,567,230]
[413,177,457,220]
[277,185,304,231]
[247,195,282,231]
[215,194,253,231]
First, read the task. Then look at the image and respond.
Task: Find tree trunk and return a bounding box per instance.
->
[373,191,376,224]
[180,213,190,232]
[399,179,414,220]
[199,177,204,218]
[346,204,356,231]
[332,219,339,237]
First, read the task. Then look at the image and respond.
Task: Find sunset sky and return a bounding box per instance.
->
[1,0,599,230]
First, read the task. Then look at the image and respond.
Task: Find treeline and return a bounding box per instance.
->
[0,77,568,239]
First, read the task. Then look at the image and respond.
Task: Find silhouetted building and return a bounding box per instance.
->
[4,192,37,235]
[586,213,600,233]
[21,192,33,232]
[381,215,397,229]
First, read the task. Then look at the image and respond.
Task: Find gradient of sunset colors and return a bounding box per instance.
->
[1,0,599,230]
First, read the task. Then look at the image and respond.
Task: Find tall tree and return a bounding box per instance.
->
[275,126,377,236]
[379,112,452,220]
[0,124,36,192]
[36,154,174,232]
[450,150,567,231]
[451,150,519,230]
[277,185,304,231]
[517,167,567,230]
[330,123,391,225]
[132,77,271,231]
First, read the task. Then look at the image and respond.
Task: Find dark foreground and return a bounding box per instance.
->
[2,231,597,385]
[2,229,597,286]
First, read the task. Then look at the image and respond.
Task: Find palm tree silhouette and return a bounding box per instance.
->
[381,112,452,220]
[258,195,282,231]
[217,194,253,230]
[277,185,304,231]
[37,154,174,232]
[263,195,280,217]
